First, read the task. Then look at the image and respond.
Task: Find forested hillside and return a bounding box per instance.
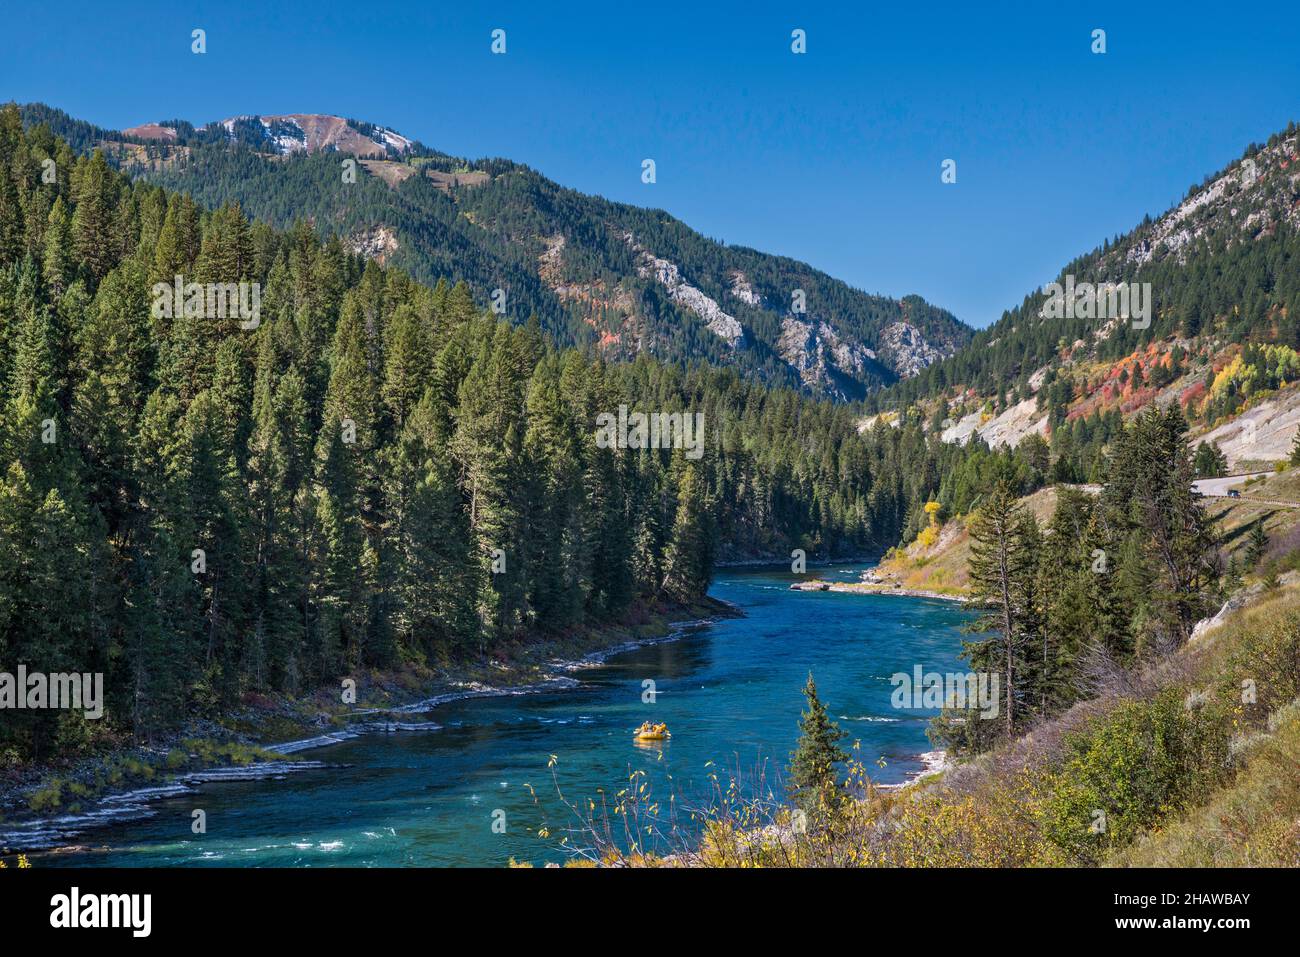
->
[17,103,973,402]
[870,121,1300,482]
[0,104,1014,761]
[880,122,1300,407]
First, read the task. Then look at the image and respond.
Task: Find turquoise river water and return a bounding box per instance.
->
[38,565,973,867]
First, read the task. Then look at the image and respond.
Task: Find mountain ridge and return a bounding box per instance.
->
[19,103,972,401]
[868,118,1300,477]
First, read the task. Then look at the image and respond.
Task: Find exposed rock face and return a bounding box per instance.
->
[940,396,1047,450]
[1191,585,1266,642]
[1196,387,1300,467]
[346,225,399,264]
[778,315,877,399]
[122,122,177,142]
[1119,131,1300,268]
[617,235,961,391]
[538,233,566,285]
[728,270,763,307]
[539,234,639,351]
[876,321,945,377]
[626,234,745,347]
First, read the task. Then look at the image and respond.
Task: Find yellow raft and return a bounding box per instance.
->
[633,723,670,741]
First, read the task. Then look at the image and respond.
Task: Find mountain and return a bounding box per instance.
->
[871,119,1300,477]
[125,113,415,157]
[18,104,972,401]
[0,100,1008,760]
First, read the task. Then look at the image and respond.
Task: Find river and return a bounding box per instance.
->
[37,564,973,867]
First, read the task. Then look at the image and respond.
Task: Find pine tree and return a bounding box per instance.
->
[662,461,716,600]
[521,356,585,631]
[304,290,382,673]
[384,388,479,658]
[965,479,1037,739]
[1246,520,1269,570]
[245,328,309,689]
[71,151,116,281]
[1194,440,1227,478]
[787,672,850,818]
[42,196,74,295]
[0,106,24,267]
[452,322,528,646]
[1102,407,1219,647]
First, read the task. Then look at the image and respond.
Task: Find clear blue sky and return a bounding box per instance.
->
[3,1,1298,327]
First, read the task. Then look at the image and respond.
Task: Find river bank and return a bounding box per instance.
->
[789,579,969,603]
[0,595,736,854]
[6,569,977,866]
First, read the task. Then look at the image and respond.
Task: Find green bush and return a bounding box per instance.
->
[1038,690,1229,863]
[28,780,64,813]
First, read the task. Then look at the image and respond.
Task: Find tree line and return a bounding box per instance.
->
[933,406,1221,753]
[0,105,1011,761]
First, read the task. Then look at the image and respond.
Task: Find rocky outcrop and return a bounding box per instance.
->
[941,396,1048,450]
[727,270,763,307]
[626,234,745,347]
[876,321,945,377]
[1119,132,1300,269]
[778,315,877,399]
[346,225,399,264]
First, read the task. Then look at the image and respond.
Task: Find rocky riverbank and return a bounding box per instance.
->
[789,579,969,603]
[1,595,737,855]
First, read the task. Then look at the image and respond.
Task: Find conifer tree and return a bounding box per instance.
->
[42,196,74,295]
[787,672,850,818]
[71,150,115,281]
[662,461,715,600]
[1246,520,1269,570]
[965,479,1037,738]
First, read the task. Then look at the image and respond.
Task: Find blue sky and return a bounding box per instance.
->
[3,1,1298,327]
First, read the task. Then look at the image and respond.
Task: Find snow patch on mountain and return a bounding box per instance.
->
[211,114,412,158]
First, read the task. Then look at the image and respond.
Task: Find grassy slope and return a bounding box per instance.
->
[1111,701,1300,866]
[883,582,1300,867]
[1107,588,1300,866]
[862,487,1061,597]
[1206,467,1300,570]
[863,465,1300,599]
